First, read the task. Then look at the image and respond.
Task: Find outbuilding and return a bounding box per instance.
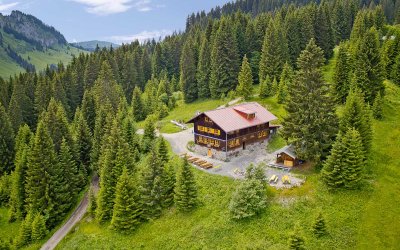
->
[275,145,300,167]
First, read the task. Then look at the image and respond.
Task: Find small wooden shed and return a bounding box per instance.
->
[276,145,300,167]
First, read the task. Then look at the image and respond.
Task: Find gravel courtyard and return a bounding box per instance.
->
[162,129,305,188]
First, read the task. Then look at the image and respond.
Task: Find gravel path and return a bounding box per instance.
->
[162,129,304,188]
[40,177,99,250]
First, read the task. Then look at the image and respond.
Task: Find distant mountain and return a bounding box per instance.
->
[0,10,86,78]
[71,40,120,51]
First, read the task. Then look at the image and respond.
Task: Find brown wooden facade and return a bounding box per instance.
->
[192,113,270,152]
[276,152,300,167]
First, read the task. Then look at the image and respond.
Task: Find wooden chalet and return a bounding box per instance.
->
[276,145,300,167]
[187,102,277,158]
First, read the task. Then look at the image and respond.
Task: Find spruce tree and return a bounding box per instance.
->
[15,212,33,248]
[210,17,240,98]
[81,90,96,133]
[259,19,288,86]
[34,75,53,116]
[162,163,176,208]
[312,212,327,237]
[236,55,253,100]
[74,108,92,176]
[288,223,305,250]
[392,54,400,86]
[333,44,352,104]
[340,89,373,153]
[352,27,384,104]
[245,164,267,187]
[96,119,128,222]
[131,86,145,121]
[25,120,57,214]
[31,213,47,241]
[281,39,338,162]
[229,179,267,220]
[197,35,211,99]
[322,128,365,189]
[142,115,157,153]
[140,150,164,220]
[88,188,97,217]
[174,158,198,212]
[156,136,169,166]
[0,103,15,174]
[111,168,141,232]
[277,63,294,104]
[259,75,271,98]
[180,38,198,103]
[372,92,384,120]
[9,125,32,221]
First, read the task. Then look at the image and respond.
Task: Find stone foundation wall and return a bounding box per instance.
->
[194,140,268,161]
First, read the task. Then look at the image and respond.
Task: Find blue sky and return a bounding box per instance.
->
[0,0,232,44]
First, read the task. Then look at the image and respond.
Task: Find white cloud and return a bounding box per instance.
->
[0,2,19,12]
[108,29,172,44]
[70,0,155,15]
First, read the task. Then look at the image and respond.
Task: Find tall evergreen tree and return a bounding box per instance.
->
[281,39,337,162]
[277,62,294,104]
[8,125,32,221]
[372,92,384,120]
[111,168,141,232]
[351,27,384,104]
[322,128,365,189]
[174,158,198,212]
[236,55,253,100]
[392,54,400,85]
[74,108,92,176]
[339,88,373,153]
[0,103,14,174]
[81,90,96,133]
[180,38,198,103]
[259,19,288,87]
[333,44,352,103]
[259,75,271,98]
[31,213,47,241]
[210,17,240,98]
[196,35,211,98]
[142,115,157,153]
[34,75,53,117]
[15,212,33,248]
[131,86,145,121]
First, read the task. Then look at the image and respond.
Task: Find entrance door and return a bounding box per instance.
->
[242,141,246,150]
[207,149,212,157]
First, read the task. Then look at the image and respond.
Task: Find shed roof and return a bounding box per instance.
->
[187,102,277,133]
[276,145,297,159]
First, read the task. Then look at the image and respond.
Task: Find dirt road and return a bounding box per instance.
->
[40,177,98,250]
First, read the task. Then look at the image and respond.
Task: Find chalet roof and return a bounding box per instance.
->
[187,102,277,133]
[276,145,297,159]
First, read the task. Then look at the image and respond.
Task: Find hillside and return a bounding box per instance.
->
[71,40,120,51]
[0,11,86,78]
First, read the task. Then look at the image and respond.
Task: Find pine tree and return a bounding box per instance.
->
[236,55,253,100]
[322,128,365,189]
[340,88,373,153]
[131,86,145,121]
[228,179,266,220]
[25,120,57,214]
[259,19,288,86]
[15,212,33,248]
[8,125,32,221]
[281,39,338,162]
[314,4,335,59]
[277,63,294,104]
[392,54,400,86]
[210,17,240,98]
[259,75,271,98]
[245,164,267,186]
[34,75,53,116]
[58,138,80,200]
[174,158,198,212]
[156,136,169,166]
[74,108,92,176]
[288,223,305,250]
[81,90,96,133]
[31,213,47,241]
[180,38,198,103]
[111,168,141,232]
[96,119,128,222]
[312,212,327,237]
[0,103,15,174]
[162,163,176,208]
[197,35,211,99]
[140,150,164,220]
[352,27,384,104]
[372,92,384,120]
[142,115,157,153]
[333,44,352,103]
[88,188,97,217]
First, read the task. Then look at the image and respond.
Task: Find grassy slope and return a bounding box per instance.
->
[0,31,86,78]
[57,54,400,249]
